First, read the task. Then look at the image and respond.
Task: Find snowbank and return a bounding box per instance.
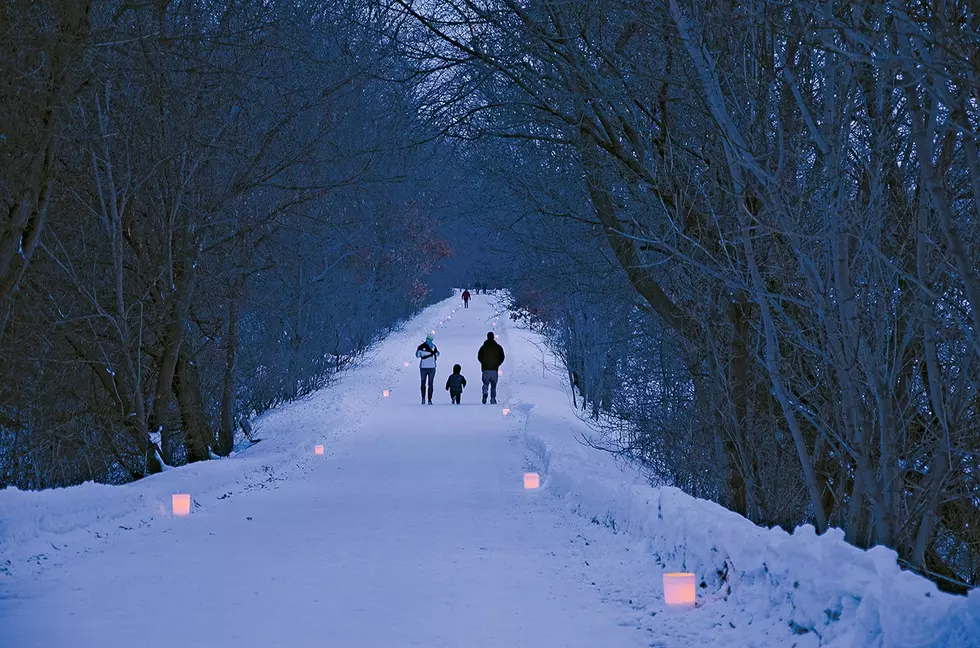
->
[504,321,980,648]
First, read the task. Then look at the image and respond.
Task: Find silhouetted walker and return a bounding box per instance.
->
[445,364,467,404]
[415,334,439,404]
[462,289,471,308]
[477,331,505,404]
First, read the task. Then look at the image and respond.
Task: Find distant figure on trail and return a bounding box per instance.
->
[462,289,471,308]
[445,364,467,404]
[477,331,505,404]
[416,334,439,405]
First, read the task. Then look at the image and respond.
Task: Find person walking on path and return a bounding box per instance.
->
[445,364,467,404]
[477,331,505,404]
[462,289,471,308]
[416,334,439,404]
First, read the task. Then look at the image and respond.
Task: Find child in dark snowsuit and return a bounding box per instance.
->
[445,364,467,404]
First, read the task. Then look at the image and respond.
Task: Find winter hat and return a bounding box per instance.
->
[425,334,434,343]
[487,332,494,340]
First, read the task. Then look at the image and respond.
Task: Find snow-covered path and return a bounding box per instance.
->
[3,295,975,648]
[1,296,652,648]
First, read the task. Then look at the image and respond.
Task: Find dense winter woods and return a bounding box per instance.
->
[3,0,978,593]
[382,0,980,589]
[0,1,454,487]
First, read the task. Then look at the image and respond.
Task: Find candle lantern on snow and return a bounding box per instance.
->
[383,389,390,398]
[523,473,540,489]
[315,444,324,455]
[404,361,410,367]
[662,573,696,608]
[502,408,511,416]
[172,494,191,516]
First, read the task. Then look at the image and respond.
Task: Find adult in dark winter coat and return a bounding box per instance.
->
[477,331,505,404]
[461,289,471,308]
[416,334,439,404]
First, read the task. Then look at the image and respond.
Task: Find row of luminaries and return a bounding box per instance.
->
[169,476,696,611]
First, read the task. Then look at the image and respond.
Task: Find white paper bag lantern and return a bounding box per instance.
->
[502,408,510,416]
[523,473,540,489]
[383,389,390,398]
[314,444,324,455]
[404,361,410,367]
[662,572,696,608]
[172,494,191,517]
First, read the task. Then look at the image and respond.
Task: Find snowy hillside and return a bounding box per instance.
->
[0,293,976,648]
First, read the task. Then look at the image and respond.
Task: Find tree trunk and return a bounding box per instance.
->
[217,279,243,456]
[149,252,196,462]
[739,207,828,533]
[727,295,756,518]
[174,353,212,463]
[705,352,747,516]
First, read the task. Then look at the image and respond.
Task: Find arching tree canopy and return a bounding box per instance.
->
[2,0,978,591]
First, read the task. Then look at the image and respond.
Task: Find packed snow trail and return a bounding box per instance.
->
[1,296,651,647]
[4,294,974,648]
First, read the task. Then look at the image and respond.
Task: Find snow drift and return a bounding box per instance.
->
[504,321,980,648]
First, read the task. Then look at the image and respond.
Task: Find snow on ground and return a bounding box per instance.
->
[0,293,976,648]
